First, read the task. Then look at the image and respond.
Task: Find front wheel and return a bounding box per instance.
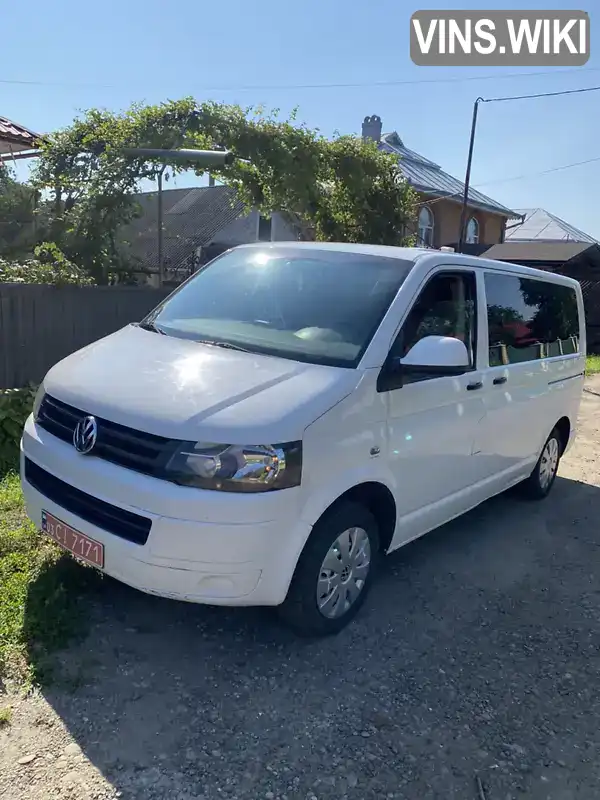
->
[278,501,380,637]
[520,427,562,500]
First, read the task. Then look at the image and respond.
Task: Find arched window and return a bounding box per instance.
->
[466,216,479,244]
[418,206,434,247]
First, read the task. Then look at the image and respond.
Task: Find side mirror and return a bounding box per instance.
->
[401,335,470,373]
[377,335,470,393]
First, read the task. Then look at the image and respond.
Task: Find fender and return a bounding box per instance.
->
[298,462,397,530]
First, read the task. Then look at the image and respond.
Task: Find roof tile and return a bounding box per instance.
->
[0,116,43,154]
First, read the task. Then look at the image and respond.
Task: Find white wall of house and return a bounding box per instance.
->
[215,210,260,245]
[271,213,299,241]
[211,210,298,246]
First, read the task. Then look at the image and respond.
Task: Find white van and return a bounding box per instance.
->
[21,243,585,635]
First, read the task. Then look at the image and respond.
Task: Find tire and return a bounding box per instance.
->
[278,501,381,637]
[520,426,563,500]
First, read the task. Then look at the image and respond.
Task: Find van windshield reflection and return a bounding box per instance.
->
[143,247,414,368]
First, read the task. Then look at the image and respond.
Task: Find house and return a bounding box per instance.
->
[361,115,520,249]
[482,207,599,270]
[119,185,304,286]
[123,118,520,284]
[0,116,43,158]
[505,208,598,244]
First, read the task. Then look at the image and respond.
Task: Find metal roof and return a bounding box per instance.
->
[0,116,43,155]
[121,186,245,272]
[505,208,598,244]
[380,132,520,219]
[484,241,592,262]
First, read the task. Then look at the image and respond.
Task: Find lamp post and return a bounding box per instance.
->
[121,148,235,166]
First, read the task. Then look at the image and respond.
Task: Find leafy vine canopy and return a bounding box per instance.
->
[31,99,417,282]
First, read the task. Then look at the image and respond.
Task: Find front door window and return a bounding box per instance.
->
[389,271,477,380]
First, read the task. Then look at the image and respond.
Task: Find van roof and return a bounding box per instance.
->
[237,241,431,260]
[237,241,580,287]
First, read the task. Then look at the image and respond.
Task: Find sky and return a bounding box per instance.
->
[2,0,599,237]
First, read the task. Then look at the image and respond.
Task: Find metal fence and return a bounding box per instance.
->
[0,284,172,389]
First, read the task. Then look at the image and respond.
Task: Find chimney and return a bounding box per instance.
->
[362,115,382,143]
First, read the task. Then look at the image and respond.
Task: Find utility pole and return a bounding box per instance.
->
[456,84,600,253]
[457,97,483,254]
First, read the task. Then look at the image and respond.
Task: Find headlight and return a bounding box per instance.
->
[164,441,302,493]
[32,385,45,422]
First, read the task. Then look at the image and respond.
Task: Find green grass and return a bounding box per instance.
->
[0,706,12,727]
[586,355,600,375]
[0,473,101,686]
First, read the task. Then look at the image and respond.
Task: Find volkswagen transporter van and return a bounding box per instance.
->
[21,243,585,635]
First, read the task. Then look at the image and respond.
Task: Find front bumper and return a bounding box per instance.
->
[20,415,311,606]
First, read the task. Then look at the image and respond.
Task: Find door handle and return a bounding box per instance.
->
[466,381,483,391]
[493,376,507,385]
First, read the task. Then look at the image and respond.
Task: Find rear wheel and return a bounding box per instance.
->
[520,427,563,500]
[279,501,380,637]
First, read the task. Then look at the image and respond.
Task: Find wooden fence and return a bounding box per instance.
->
[0,284,172,389]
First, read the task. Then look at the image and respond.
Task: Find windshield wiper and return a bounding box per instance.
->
[196,339,254,353]
[137,320,166,335]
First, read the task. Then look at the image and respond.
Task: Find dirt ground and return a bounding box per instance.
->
[2,379,600,800]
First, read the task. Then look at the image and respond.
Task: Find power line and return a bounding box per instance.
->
[483,84,600,103]
[478,154,600,186]
[457,81,600,250]
[1,66,599,92]
[417,154,600,209]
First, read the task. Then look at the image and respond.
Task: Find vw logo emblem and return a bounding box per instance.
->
[73,415,98,454]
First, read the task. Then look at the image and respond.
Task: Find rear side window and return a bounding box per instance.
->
[484,272,580,366]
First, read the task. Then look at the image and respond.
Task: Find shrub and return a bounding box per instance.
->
[0,387,37,475]
[0,242,93,286]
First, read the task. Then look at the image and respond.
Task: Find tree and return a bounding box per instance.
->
[521,279,578,343]
[487,303,524,339]
[0,166,42,258]
[32,99,417,283]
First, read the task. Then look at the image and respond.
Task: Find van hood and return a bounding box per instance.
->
[43,325,360,443]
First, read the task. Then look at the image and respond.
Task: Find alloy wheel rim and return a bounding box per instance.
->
[539,437,559,489]
[317,527,371,619]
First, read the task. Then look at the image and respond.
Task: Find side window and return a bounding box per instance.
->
[389,271,477,377]
[484,272,579,366]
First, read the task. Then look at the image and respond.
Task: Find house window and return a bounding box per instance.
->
[258,215,272,242]
[466,216,479,244]
[417,206,434,247]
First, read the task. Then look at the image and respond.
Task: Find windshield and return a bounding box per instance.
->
[143,246,414,368]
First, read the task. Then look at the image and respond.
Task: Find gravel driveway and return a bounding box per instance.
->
[2,379,600,800]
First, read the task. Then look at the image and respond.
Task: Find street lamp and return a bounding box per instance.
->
[121,148,234,166]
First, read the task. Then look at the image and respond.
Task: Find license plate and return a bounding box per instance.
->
[42,511,105,569]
